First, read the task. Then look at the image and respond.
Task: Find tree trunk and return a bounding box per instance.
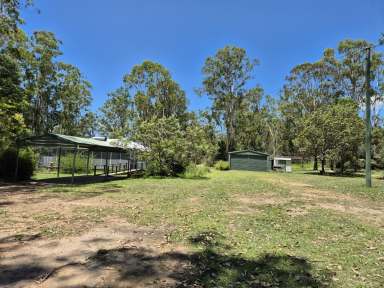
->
[320,158,325,175]
[313,156,318,171]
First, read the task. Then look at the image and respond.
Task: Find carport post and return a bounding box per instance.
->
[105,152,109,176]
[86,149,90,175]
[71,146,78,184]
[57,146,62,178]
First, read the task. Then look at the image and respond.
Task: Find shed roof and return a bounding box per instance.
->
[273,157,291,161]
[21,133,141,152]
[229,150,269,156]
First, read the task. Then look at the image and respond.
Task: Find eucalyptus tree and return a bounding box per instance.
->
[280,49,340,167]
[123,61,187,123]
[98,87,134,138]
[54,63,92,135]
[25,31,62,134]
[200,46,259,155]
[294,100,364,174]
[79,111,97,137]
[337,40,383,105]
[282,49,340,115]
[235,86,267,152]
[0,0,32,148]
[0,0,32,47]
[0,49,27,148]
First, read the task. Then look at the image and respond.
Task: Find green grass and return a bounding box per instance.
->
[28,170,384,287]
[32,170,87,180]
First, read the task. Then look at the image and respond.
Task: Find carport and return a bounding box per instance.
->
[17,133,144,183]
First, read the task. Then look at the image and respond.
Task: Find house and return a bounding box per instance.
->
[229,150,271,171]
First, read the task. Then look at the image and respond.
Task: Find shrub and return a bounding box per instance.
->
[0,148,36,180]
[183,164,210,178]
[214,160,230,171]
[60,153,90,174]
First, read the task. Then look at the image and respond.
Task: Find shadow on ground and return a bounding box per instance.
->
[303,171,366,178]
[35,174,131,185]
[0,230,334,287]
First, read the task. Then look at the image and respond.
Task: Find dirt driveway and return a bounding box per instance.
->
[0,183,192,288]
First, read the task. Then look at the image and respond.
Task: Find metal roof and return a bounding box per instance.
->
[273,157,291,161]
[228,150,269,156]
[21,133,139,152]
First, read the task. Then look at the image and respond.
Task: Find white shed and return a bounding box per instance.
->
[273,157,292,172]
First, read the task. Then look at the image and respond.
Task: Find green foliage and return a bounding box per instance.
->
[59,152,91,174]
[0,50,28,148]
[135,116,216,176]
[124,61,187,123]
[0,2,94,153]
[200,46,259,155]
[182,164,210,179]
[294,101,364,173]
[135,117,188,176]
[214,160,230,171]
[53,62,92,135]
[0,148,36,180]
[98,87,134,138]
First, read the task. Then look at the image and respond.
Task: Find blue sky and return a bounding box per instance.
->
[22,0,384,112]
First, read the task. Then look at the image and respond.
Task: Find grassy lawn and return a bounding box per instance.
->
[2,170,384,287]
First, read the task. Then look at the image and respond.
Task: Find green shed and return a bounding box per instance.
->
[229,150,271,171]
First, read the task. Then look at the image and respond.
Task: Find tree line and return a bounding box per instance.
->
[2,1,384,176]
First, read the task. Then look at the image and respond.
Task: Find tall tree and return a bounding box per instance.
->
[98,87,134,138]
[0,50,27,148]
[0,0,32,48]
[235,86,267,152]
[280,49,340,166]
[337,40,383,106]
[0,0,31,149]
[124,61,187,123]
[200,46,259,155]
[54,63,92,135]
[25,31,62,134]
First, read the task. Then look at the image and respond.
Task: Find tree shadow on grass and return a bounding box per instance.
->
[182,231,333,288]
[303,171,365,178]
[87,231,333,287]
[0,231,334,287]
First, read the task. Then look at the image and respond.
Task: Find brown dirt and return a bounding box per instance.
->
[0,222,190,288]
[0,183,193,288]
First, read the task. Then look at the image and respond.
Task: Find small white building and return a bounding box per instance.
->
[273,157,292,172]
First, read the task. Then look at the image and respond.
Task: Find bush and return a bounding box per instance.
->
[60,153,91,174]
[0,148,36,180]
[214,160,230,171]
[183,164,210,178]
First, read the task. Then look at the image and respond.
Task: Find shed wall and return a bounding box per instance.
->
[230,154,270,171]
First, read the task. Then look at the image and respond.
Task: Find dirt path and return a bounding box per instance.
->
[0,221,191,288]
